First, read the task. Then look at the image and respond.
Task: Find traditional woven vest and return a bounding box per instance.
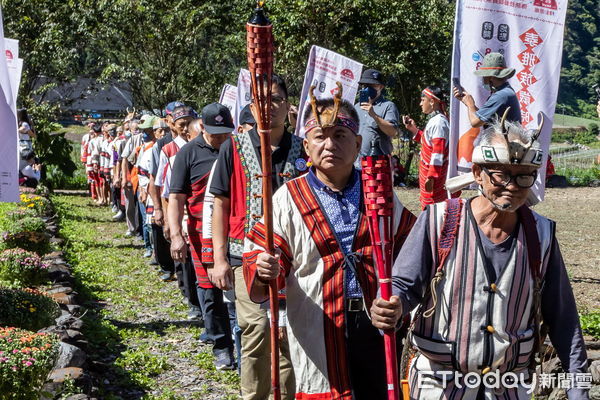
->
[411,199,554,374]
[228,132,303,258]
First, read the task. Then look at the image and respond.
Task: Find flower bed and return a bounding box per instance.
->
[0,288,60,332]
[0,248,49,288]
[0,211,49,255]
[19,193,52,217]
[0,327,59,400]
[0,193,53,256]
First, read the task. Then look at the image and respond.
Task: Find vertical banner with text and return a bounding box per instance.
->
[449,0,568,201]
[296,46,363,137]
[0,7,19,202]
[4,38,22,105]
[219,83,238,115]
[235,69,252,130]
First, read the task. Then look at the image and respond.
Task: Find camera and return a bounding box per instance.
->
[593,84,600,101]
[359,87,378,104]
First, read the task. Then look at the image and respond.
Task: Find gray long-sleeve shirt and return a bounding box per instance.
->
[392,204,589,399]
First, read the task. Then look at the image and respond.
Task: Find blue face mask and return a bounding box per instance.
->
[142,132,152,142]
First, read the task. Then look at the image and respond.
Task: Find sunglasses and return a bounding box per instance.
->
[482,167,537,189]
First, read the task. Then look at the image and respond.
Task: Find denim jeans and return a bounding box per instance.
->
[136,193,151,251]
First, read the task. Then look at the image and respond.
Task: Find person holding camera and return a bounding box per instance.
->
[453,52,521,127]
[354,69,400,160]
[17,109,36,170]
[19,151,41,188]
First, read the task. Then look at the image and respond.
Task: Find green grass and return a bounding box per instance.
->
[52,193,241,398]
[60,124,89,136]
[553,113,599,128]
[580,312,600,340]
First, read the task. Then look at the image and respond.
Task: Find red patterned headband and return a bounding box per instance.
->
[305,113,359,135]
[422,88,441,102]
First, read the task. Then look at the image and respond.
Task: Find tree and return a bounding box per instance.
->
[1,0,97,101]
[557,0,600,119]
[268,0,454,117]
[94,0,248,111]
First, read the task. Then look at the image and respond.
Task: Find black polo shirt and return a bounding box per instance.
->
[210,128,301,197]
[170,134,220,195]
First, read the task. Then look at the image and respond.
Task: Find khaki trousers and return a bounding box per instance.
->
[234,266,295,400]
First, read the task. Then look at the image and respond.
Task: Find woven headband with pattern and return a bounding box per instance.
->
[304,113,358,135]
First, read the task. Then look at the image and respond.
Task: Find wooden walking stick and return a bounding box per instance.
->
[361,138,400,400]
[246,2,280,398]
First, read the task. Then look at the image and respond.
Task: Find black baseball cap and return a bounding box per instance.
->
[359,68,384,86]
[201,103,234,134]
[238,104,255,126]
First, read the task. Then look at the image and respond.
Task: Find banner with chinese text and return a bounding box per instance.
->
[0,7,19,202]
[235,69,252,130]
[5,38,22,105]
[219,83,238,116]
[296,46,362,137]
[449,0,568,201]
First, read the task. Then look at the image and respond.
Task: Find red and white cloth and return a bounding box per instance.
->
[414,112,450,209]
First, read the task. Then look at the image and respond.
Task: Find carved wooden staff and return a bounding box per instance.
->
[361,141,399,400]
[246,2,281,399]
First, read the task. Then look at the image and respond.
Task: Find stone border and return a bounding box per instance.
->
[32,199,97,399]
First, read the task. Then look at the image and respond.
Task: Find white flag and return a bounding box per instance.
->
[0,7,19,202]
[219,83,238,115]
[296,46,363,137]
[235,69,252,130]
[449,0,568,201]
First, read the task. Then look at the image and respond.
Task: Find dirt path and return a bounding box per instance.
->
[395,186,600,311]
[53,193,240,400]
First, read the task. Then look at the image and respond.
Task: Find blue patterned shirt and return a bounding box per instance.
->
[307,168,363,298]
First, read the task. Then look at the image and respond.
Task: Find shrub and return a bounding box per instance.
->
[0,327,59,400]
[45,164,87,191]
[551,127,580,143]
[589,123,599,138]
[580,312,600,340]
[0,288,60,332]
[574,129,597,145]
[1,231,50,255]
[557,166,600,186]
[0,213,49,255]
[0,249,49,288]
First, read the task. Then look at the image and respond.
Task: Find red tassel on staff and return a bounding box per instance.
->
[246,2,281,399]
[361,151,399,400]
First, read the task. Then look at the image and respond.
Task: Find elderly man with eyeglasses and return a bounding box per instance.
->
[383,115,589,399]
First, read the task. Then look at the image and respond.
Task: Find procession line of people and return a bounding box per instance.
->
[76,56,588,399]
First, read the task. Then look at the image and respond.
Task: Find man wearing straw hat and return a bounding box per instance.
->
[453,52,522,127]
[387,115,588,399]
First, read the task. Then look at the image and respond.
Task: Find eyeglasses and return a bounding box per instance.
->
[271,95,287,105]
[481,167,537,189]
